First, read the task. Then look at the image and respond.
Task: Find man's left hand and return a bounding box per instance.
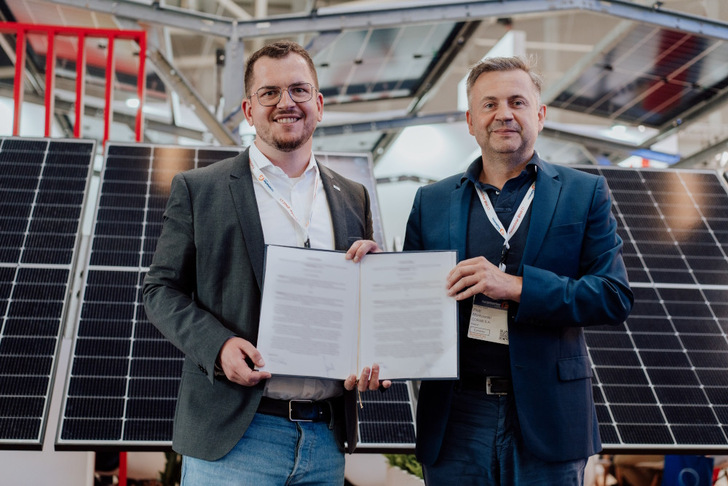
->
[344,364,392,392]
[447,256,523,302]
[345,239,381,263]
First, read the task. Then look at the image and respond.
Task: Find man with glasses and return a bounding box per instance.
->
[144,41,388,485]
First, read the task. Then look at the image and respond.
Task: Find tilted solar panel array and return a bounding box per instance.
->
[7,138,724,453]
[56,143,409,450]
[0,137,95,449]
[581,167,728,452]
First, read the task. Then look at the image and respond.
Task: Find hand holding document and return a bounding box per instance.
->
[255,245,458,380]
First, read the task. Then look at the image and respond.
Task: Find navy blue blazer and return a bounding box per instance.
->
[404,157,633,464]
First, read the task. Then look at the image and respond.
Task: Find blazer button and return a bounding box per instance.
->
[198,365,207,374]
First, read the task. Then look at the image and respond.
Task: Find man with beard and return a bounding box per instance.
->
[143,41,388,485]
[404,56,633,485]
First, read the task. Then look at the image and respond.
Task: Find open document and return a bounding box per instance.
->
[256,245,458,380]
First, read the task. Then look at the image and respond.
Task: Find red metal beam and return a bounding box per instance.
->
[0,21,144,40]
[135,34,146,143]
[74,33,87,138]
[1,21,146,141]
[44,30,57,137]
[119,451,127,486]
[103,37,116,146]
[12,29,25,136]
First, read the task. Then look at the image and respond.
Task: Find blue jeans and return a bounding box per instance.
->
[181,412,345,485]
[423,388,587,486]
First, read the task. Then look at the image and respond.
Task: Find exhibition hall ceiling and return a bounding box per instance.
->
[2,0,728,173]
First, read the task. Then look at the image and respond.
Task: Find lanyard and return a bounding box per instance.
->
[249,159,319,248]
[474,181,535,271]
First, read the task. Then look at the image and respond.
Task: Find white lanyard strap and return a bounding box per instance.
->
[475,181,535,271]
[249,159,319,248]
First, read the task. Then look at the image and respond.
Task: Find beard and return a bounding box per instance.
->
[272,134,309,152]
[260,110,316,153]
[481,121,527,155]
[488,121,521,133]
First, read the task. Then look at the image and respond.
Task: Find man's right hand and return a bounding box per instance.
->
[218,337,272,386]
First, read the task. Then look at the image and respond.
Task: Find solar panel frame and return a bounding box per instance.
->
[0,137,96,450]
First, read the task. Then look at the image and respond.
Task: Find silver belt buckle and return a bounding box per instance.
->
[288,399,314,422]
[486,376,508,396]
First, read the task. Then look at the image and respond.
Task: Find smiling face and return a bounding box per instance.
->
[466,69,545,165]
[241,53,324,158]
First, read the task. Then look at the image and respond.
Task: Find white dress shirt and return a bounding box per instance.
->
[249,143,342,400]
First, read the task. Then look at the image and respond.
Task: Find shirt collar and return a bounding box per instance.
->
[462,152,541,188]
[249,142,319,179]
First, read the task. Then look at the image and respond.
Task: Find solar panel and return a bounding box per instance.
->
[357,381,417,452]
[550,24,728,128]
[579,166,728,452]
[314,22,464,105]
[311,151,386,250]
[56,144,236,449]
[57,143,409,451]
[0,137,95,450]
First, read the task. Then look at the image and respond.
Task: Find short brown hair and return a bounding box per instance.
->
[466,56,543,107]
[244,41,319,97]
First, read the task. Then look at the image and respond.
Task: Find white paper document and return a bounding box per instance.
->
[256,245,458,380]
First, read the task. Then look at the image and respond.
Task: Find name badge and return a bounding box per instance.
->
[467,294,509,345]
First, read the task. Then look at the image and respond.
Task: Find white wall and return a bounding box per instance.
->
[373,122,478,248]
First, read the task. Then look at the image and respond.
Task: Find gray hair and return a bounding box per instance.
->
[465,56,543,107]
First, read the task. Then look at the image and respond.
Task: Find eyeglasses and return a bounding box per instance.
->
[251,83,316,106]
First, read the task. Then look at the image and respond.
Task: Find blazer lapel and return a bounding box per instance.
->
[450,178,472,261]
[522,162,561,268]
[228,149,266,288]
[319,163,349,251]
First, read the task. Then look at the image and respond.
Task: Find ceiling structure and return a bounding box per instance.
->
[2,0,728,178]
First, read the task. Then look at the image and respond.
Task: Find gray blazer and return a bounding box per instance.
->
[143,148,373,460]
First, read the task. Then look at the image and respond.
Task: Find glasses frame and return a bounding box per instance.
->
[251,82,317,107]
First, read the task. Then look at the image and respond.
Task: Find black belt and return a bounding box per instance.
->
[257,396,334,424]
[459,374,511,395]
